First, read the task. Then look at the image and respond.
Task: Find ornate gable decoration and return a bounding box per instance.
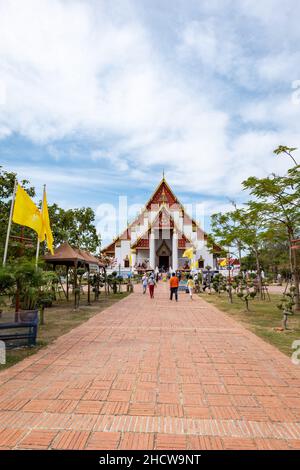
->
[153,207,174,229]
[131,206,195,250]
[146,179,178,209]
[156,241,171,256]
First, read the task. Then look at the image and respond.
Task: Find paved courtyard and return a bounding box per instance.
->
[0,283,300,450]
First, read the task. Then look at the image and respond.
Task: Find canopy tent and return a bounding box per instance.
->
[43,242,104,308]
[74,248,103,266]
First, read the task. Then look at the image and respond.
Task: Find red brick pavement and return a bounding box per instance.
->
[0,283,300,450]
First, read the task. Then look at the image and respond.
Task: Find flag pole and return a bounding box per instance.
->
[3,179,17,267]
[35,184,46,268]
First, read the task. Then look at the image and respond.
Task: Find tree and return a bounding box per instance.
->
[243,165,300,309]
[211,205,245,266]
[211,205,269,298]
[0,264,15,308]
[0,259,57,315]
[0,166,101,259]
[47,205,101,254]
[273,146,298,166]
[257,224,290,278]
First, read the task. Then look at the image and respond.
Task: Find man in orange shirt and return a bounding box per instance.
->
[169,272,179,301]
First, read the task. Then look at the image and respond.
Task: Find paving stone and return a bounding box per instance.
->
[18,430,58,449]
[52,430,90,450]
[75,400,103,414]
[22,400,53,413]
[119,432,154,450]
[86,431,120,450]
[155,434,187,450]
[0,283,300,450]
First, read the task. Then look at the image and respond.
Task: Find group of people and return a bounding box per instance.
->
[141,272,196,301]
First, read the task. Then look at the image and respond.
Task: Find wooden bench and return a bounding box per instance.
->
[0,310,38,349]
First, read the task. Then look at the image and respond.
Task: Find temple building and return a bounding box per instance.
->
[101,176,220,272]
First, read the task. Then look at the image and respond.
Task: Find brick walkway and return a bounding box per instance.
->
[0,283,300,450]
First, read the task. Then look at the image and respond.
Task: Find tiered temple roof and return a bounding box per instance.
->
[101,176,219,254]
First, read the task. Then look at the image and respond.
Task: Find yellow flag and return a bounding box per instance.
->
[190,260,198,269]
[12,184,45,241]
[182,247,193,259]
[219,258,227,267]
[41,190,54,254]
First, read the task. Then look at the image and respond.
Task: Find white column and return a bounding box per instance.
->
[172,230,178,271]
[131,250,136,268]
[150,230,155,269]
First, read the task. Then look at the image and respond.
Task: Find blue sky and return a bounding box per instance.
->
[0,0,299,244]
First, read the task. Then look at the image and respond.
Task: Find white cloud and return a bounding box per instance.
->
[0,0,299,208]
[179,19,242,78]
[258,53,300,83]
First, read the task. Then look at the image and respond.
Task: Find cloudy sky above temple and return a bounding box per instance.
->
[0,0,299,238]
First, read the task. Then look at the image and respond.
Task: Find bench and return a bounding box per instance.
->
[0,310,38,349]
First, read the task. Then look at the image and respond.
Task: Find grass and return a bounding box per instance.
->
[201,291,300,357]
[0,291,129,371]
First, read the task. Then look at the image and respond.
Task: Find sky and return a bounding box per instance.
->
[0,0,299,244]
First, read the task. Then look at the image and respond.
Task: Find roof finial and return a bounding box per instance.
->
[162,168,165,180]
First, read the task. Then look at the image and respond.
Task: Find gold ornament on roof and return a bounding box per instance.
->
[160,188,167,204]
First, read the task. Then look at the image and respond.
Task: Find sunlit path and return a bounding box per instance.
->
[0,283,300,450]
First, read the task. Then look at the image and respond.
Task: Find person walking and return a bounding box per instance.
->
[187,275,195,300]
[169,272,179,301]
[148,274,156,299]
[142,274,148,294]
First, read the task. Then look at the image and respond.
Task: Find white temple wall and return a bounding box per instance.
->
[136,250,149,264]
[196,241,214,268]
[115,245,122,266]
[183,223,192,238]
[130,229,137,243]
[121,240,131,264]
[115,240,131,267]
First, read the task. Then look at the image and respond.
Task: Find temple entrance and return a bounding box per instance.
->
[159,255,169,270]
[156,240,172,271]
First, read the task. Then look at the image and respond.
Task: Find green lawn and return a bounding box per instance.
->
[0,291,129,371]
[201,291,300,357]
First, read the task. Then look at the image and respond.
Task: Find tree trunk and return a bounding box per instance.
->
[40,306,45,325]
[87,266,91,305]
[228,285,233,303]
[282,313,288,330]
[74,263,78,309]
[291,248,300,311]
[66,266,69,301]
[254,249,263,300]
[97,274,100,300]
[288,230,300,311]
[15,280,20,321]
[238,243,242,268]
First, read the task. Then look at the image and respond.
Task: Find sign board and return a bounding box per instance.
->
[89,264,100,273]
[0,341,6,365]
